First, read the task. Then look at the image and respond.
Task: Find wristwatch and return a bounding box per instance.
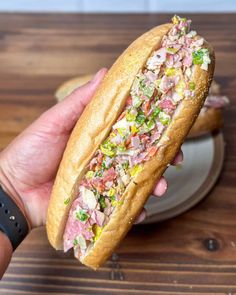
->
[0,185,29,250]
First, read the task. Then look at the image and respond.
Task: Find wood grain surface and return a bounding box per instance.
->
[0,13,235,294]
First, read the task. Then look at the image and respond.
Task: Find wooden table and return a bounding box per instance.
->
[0,13,235,294]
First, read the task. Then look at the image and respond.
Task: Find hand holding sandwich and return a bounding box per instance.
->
[0,69,183,277]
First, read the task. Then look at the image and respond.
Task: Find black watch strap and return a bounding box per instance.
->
[0,186,29,250]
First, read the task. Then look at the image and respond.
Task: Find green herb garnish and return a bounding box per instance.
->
[151,106,161,118]
[73,238,78,246]
[99,196,106,209]
[101,161,107,170]
[64,198,70,205]
[76,209,89,222]
[135,112,146,125]
[122,161,129,170]
[95,170,103,177]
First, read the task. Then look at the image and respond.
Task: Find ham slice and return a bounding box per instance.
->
[159,99,175,112]
[103,167,117,183]
[131,136,141,149]
[91,211,105,227]
[147,48,166,70]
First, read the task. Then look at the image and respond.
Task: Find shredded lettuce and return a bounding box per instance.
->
[139,78,155,98]
[193,48,210,70]
[192,48,208,64]
[159,112,171,125]
[131,75,155,107]
[192,50,204,65]
[131,94,142,108]
[126,111,136,122]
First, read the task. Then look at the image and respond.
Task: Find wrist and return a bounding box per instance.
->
[0,162,32,230]
[0,230,12,279]
[0,166,21,204]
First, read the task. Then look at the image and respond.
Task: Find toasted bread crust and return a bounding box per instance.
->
[46,23,215,269]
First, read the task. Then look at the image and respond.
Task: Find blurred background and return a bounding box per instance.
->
[0,0,236,13]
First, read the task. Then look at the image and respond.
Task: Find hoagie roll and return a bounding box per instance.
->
[47,15,215,269]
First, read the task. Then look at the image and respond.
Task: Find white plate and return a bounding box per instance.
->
[143,132,224,224]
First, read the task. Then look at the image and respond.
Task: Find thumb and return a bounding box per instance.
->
[36,68,108,135]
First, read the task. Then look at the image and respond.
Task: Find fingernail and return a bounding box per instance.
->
[153,177,168,197]
[90,68,107,84]
[134,209,147,224]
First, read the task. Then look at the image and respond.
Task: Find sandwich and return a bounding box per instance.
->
[46,15,215,269]
[188,80,229,137]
